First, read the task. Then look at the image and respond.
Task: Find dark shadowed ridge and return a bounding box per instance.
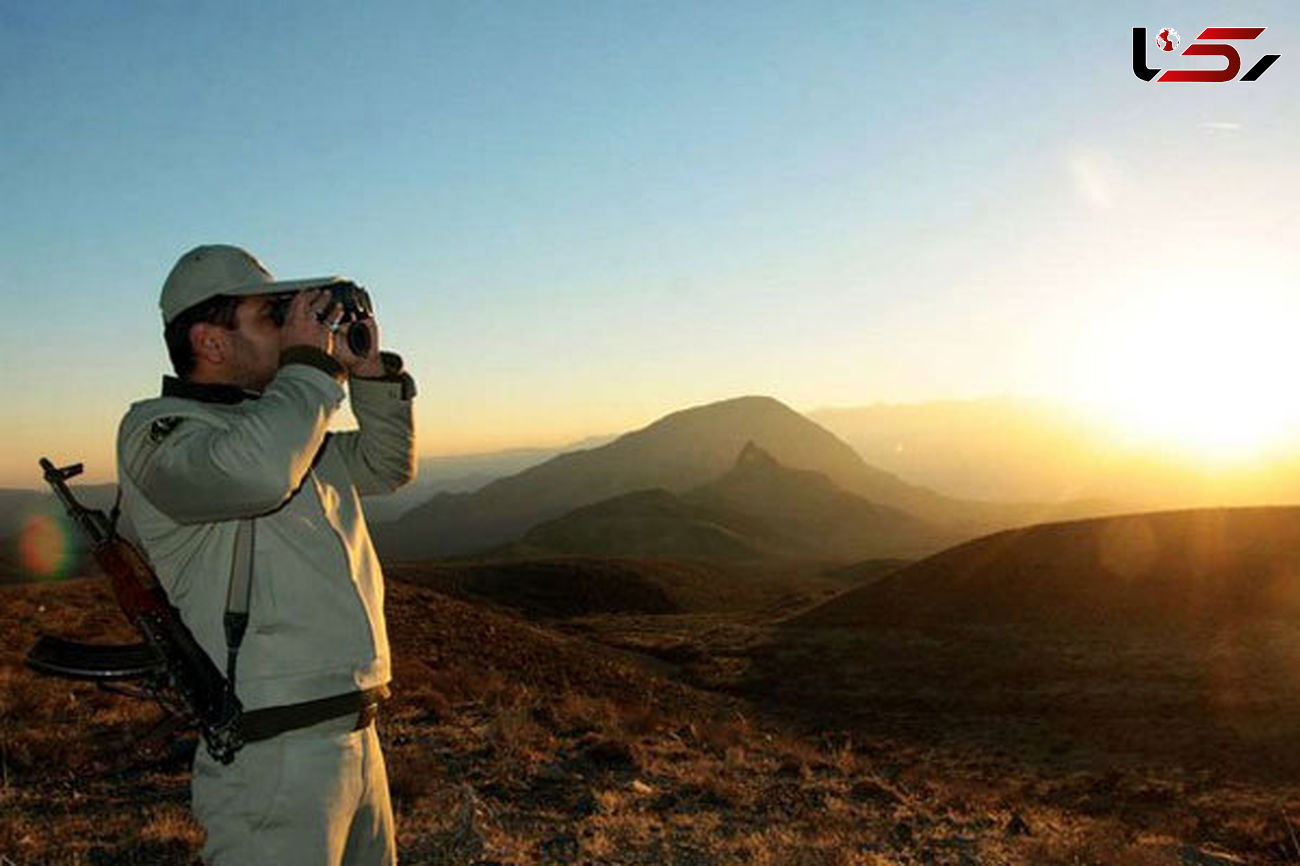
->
[793,505,1300,629]
[385,557,681,618]
[387,555,849,620]
[516,442,956,562]
[0,490,47,538]
[516,488,770,560]
[685,442,957,560]
[0,534,25,583]
[375,395,1069,560]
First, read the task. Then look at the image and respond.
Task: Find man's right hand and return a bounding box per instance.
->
[278,288,341,354]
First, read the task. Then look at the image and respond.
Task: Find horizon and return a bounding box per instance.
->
[5,3,1298,488]
[9,391,1300,515]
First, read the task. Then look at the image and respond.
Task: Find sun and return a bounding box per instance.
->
[1072,280,1300,463]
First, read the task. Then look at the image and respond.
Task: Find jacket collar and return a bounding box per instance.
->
[161,376,261,405]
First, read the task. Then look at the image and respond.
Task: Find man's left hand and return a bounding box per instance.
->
[333,318,384,377]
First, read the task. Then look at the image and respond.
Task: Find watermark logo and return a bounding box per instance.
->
[1133,27,1281,82]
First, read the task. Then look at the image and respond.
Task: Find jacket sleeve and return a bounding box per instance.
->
[118,359,347,524]
[328,351,418,496]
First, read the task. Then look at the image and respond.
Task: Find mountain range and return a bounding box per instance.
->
[503,442,954,562]
[362,438,615,522]
[3,395,1132,573]
[375,395,1105,561]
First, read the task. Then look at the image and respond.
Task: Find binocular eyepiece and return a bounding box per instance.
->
[268,281,375,357]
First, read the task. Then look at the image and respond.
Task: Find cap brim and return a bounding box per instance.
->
[160,273,349,324]
[226,275,344,296]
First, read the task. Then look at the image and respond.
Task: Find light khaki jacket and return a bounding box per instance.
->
[116,352,416,710]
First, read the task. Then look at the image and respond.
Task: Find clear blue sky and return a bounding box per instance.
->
[3,1,1297,484]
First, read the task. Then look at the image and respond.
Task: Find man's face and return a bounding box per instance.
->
[225,295,283,391]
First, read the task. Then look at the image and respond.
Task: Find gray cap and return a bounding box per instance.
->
[160,244,340,324]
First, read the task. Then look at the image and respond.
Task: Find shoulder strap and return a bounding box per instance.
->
[222,520,255,698]
[108,487,123,537]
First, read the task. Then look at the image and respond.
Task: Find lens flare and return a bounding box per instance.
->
[19,512,77,579]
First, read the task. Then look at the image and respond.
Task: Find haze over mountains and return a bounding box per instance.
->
[362,438,616,523]
[9,395,1300,526]
[507,443,953,562]
[0,441,610,574]
[374,396,1097,561]
[0,440,616,533]
[811,397,1300,507]
[14,393,1300,575]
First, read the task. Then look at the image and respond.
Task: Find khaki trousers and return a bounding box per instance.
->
[192,714,397,865]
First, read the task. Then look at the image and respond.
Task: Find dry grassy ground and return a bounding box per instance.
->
[566,610,1300,865]
[4,571,1300,864]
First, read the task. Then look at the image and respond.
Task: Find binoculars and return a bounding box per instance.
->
[268,281,375,357]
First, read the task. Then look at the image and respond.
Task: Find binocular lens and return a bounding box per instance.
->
[268,282,373,356]
[346,321,371,356]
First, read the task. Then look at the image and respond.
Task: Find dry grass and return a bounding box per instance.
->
[5,575,1300,864]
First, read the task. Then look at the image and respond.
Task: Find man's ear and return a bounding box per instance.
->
[190,321,228,367]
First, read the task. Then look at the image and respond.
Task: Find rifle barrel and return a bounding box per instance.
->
[38,457,110,546]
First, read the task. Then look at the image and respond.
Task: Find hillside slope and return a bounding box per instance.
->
[795,506,1300,629]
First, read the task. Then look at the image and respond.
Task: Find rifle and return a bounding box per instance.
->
[23,458,245,764]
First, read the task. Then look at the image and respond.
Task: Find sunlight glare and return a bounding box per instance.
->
[1073,276,1300,463]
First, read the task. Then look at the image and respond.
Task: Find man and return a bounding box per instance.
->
[116,244,417,865]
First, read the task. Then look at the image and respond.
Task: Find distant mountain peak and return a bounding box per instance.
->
[694,395,789,411]
[375,392,977,559]
[734,441,781,471]
[637,395,798,435]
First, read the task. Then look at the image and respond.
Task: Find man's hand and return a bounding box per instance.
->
[278,288,338,354]
[333,318,384,377]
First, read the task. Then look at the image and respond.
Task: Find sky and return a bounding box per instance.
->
[2,1,1298,486]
